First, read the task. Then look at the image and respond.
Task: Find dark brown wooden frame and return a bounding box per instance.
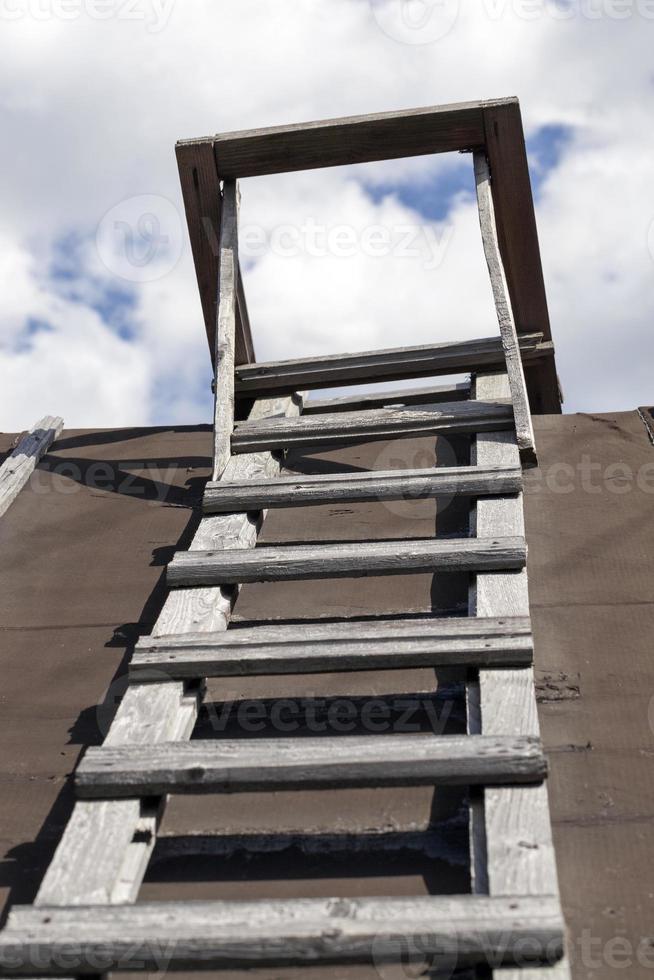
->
[176,96,560,413]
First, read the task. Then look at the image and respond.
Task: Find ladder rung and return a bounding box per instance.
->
[131,615,533,680]
[303,380,470,414]
[166,535,526,587]
[0,894,564,972]
[234,332,552,397]
[75,734,546,798]
[203,463,522,513]
[232,399,514,453]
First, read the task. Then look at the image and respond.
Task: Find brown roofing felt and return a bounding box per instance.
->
[0,411,653,979]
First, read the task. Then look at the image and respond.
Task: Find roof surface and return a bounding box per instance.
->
[1,410,652,979]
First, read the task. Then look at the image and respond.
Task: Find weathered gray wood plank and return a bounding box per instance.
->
[35,799,162,908]
[130,615,533,679]
[234,332,551,397]
[482,101,560,414]
[203,463,522,513]
[0,416,63,518]
[175,139,254,365]
[75,734,546,798]
[235,262,253,364]
[33,395,300,909]
[303,382,470,414]
[208,98,502,177]
[471,371,570,980]
[0,894,564,973]
[474,153,536,465]
[212,178,239,480]
[232,399,514,453]
[167,535,526,587]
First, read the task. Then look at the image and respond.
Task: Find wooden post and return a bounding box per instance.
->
[33,395,301,909]
[474,152,537,466]
[0,416,63,518]
[482,101,561,414]
[175,141,254,365]
[469,370,570,979]
[212,179,239,480]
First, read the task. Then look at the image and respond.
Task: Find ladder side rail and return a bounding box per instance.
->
[0,415,63,518]
[213,178,239,480]
[482,101,560,414]
[33,394,300,909]
[175,141,254,365]
[474,153,536,466]
[470,370,570,979]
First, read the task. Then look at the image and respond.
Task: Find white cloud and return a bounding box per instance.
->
[1,0,654,428]
[0,303,151,429]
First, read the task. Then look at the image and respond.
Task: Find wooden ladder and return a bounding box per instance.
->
[0,101,569,978]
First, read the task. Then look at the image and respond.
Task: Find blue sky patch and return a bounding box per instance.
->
[87,284,138,341]
[360,124,573,224]
[11,318,55,353]
[526,123,574,196]
[49,232,139,340]
[363,158,475,221]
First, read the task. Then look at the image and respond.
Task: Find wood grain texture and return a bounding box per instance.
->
[175,140,253,365]
[303,382,470,414]
[474,153,536,466]
[235,263,253,365]
[232,400,514,453]
[167,535,526,587]
[471,371,570,980]
[206,98,512,177]
[212,178,239,480]
[130,615,533,679]
[32,395,299,909]
[35,800,147,906]
[35,798,164,911]
[203,463,522,513]
[234,332,551,397]
[0,416,63,518]
[0,895,564,973]
[482,102,560,414]
[76,734,547,797]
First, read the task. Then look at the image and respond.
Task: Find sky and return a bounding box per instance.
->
[1,0,654,429]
